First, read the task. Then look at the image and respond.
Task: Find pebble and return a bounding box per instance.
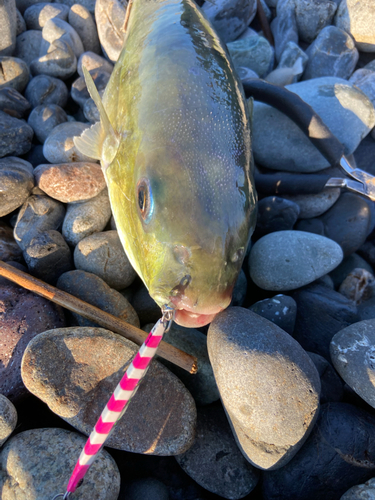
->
[83,93,100,122]
[303,26,359,80]
[283,188,341,219]
[15,7,26,35]
[252,77,375,172]
[295,0,337,43]
[0,284,65,401]
[262,403,375,500]
[40,17,84,58]
[0,395,17,447]
[339,268,375,305]
[77,51,113,77]
[62,188,111,246]
[23,2,70,30]
[0,156,34,216]
[352,72,375,108]
[357,297,375,322]
[176,403,259,498]
[21,327,196,454]
[255,196,300,237]
[0,222,23,262]
[68,4,100,54]
[30,39,77,80]
[74,230,137,290]
[249,294,297,334]
[14,29,43,66]
[26,144,49,167]
[227,35,274,78]
[27,103,68,143]
[0,110,33,158]
[331,254,374,289]
[358,241,375,269]
[130,285,162,326]
[25,74,68,108]
[249,230,343,291]
[34,162,105,202]
[278,41,309,82]
[0,427,120,499]
[335,0,375,52]
[95,0,126,62]
[231,268,247,307]
[201,0,257,44]
[270,0,298,62]
[307,352,344,404]
[349,68,374,86]
[71,70,110,108]
[43,121,94,163]
[292,283,359,360]
[0,0,17,57]
[57,270,140,328]
[0,87,30,118]
[123,478,169,500]
[0,56,29,93]
[341,478,375,500]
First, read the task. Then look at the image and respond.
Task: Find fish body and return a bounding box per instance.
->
[75,0,257,327]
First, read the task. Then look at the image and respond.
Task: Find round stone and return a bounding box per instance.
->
[40,17,84,58]
[270,0,298,62]
[30,39,77,80]
[283,188,341,219]
[77,51,113,77]
[25,74,68,108]
[27,104,68,143]
[0,395,17,447]
[23,2,70,30]
[249,294,297,334]
[0,87,30,119]
[0,222,23,262]
[0,0,17,57]
[339,268,375,305]
[68,4,100,54]
[14,29,43,66]
[255,196,300,237]
[227,35,274,78]
[0,56,29,93]
[295,0,337,43]
[341,478,375,500]
[43,121,94,163]
[0,156,34,215]
[95,0,127,62]
[0,111,33,157]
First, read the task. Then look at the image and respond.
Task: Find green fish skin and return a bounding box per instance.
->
[75,0,257,328]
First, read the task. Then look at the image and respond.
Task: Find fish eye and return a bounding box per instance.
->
[137,178,154,224]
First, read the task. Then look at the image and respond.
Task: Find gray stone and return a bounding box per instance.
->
[249,230,343,291]
[227,35,274,78]
[15,8,26,35]
[279,41,309,70]
[341,478,375,500]
[283,188,341,218]
[71,70,110,108]
[351,72,375,107]
[208,307,321,470]
[0,395,17,447]
[270,0,298,62]
[0,87,30,119]
[24,2,69,29]
[295,0,337,43]
[21,327,196,455]
[43,121,93,163]
[249,294,297,334]
[95,0,126,62]
[77,51,113,77]
[303,26,359,80]
[0,157,33,216]
[307,352,344,404]
[74,230,137,290]
[358,298,375,322]
[201,0,257,44]
[16,0,46,14]
[364,59,375,71]
[83,94,100,122]
[25,74,68,108]
[53,0,96,14]
[30,39,77,80]
[265,61,305,86]
[0,56,29,93]
[0,223,23,263]
[62,189,111,246]
[28,104,68,143]
[331,319,375,408]
[176,403,259,498]
[330,253,374,288]
[231,268,247,307]
[255,196,300,237]
[68,4,100,54]
[335,0,375,52]
[124,478,169,500]
[0,428,120,499]
[252,77,375,172]
[40,17,84,58]
[339,268,375,305]
[14,29,43,66]
[130,285,161,326]
[236,66,259,82]
[0,111,33,157]
[0,0,17,57]
[349,68,374,86]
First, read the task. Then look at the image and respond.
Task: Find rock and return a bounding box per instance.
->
[15,8,25,35]
[56,0,96,14]
[307,352,344,404]
[24,2,69,29]
[14,193,65,251]
[270,0,298,62]
[292,283,360,360]
[353,134,375,175]
[358,240,375,268]
[27,104,68,143]
[25,74,68,108]
[0,110,33,157]
[43,121,94,163]
[295,0,337,43]
[252,77,375,172]
[0,0,17,56]
[330,253,374,288]
[30,39,77,80]
[0,223,23,262]
[68,4,100,54]
[0,284,65,401]
[40,17,84,58]
[0,87,30,118]
[283,188,341,219]
[255,196,300,237]
[0,156,34,215]
[201,0,257,44]
[123,478,169,500]
[83,94,100,122]
[249,230,343,291]
[71,70,110,108]
[14,29,43,66]
[358,297,375,321]
[303,26,359,80]
[0,427,120,499]
[16,0,46,14]
[339,268,375,305]
[130,285,161,326]
[231,268,247,307]
[208,308,320,470]
[57,270,140,328]
[237,66,259,82]
[21,327,196,454]
[265,61,305,86]
[34,162,106,203]
[0,56,29,93]
[0,395,17,447]
[335,0,375,52]
[352,72,375,107]
[262,403,375,500]
[227,35,274,78]
[77,51,113,77]
[249,294,297,334]
[349,68,374,86]
[341,478,375,500]
[26,144,49,167]
[278,41,309,83]
[176,403,259,498]
[95,0,126,62]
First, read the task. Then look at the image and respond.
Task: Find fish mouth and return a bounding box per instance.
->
[169,297,228,328]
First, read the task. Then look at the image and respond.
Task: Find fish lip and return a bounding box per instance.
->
[169,296,226,316]
[174,309,218,328]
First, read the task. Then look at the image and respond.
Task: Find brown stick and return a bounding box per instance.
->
[256,0,274,46]
[0,261,198,374]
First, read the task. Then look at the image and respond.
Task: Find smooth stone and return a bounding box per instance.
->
[34,162,105,202]
[270,0,298,62]
[341,478,375,500]
[0,223,23,262]
[358,297,375,321]
[68,4,100,54]
[0,56,29,93]
[30,39,77,79]
[339,268,375,305]
[364,59,375,71]
[331,320,375,408]
[16,0,47,14]
[83,94,100,122]
[14,193,65,251]
[249,230,343,291]
[28,104,68,143]
[57,270,140,328]
[0,284,65,401]
[24,2,69,29]
[62,188,111,246]
[0,0,17,56]
[176,403,259,498]
[292,283,360,360]
[25,74,68,108]
[77,51,113,77]
[95,0,126,62]
[15,8,26,35]
[295,0,337,43]
[330,253,374,288]
[249,294,297,334]
[0,87,30,118]
[55,0,96,14]
[335,0,375,52]
[14,29,43,66]
[0,110,33,157]
[130,285,161,326]
[358,240,375,268]
[74,230,137,290]
[307,352,344,404]
[123,478,169,500]
[21,327,196,454]
[230,268,247,307]
[227,35,274,78]
[262,403,375,500]
[0,156,34,215]
[349,68,374,86]
[0,428,120,499]
[255,196,300,237]
[0,395,17,447]
[252,77,375,172]
[353,131,375,177]
[43,121,93,163]
[71,70,110,108]
[201,0,257,44]
[237,66,259,82]
[278,41,309,82]
[26,143,49,166]
[40,17,84,58]
[283,188,341,218]
[352,72,375,108]
[208,307,320,470]
[303,26,359,80]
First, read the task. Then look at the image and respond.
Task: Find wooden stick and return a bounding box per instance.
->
[0,261,198,374]
[257,0,274,46]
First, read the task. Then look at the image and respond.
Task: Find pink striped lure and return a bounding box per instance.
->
[53,306,174,500]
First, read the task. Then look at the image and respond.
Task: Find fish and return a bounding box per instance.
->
[74,0,257,328]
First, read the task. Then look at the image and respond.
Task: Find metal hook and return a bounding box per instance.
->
[161,304,175,332]
[52,492,71,499]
